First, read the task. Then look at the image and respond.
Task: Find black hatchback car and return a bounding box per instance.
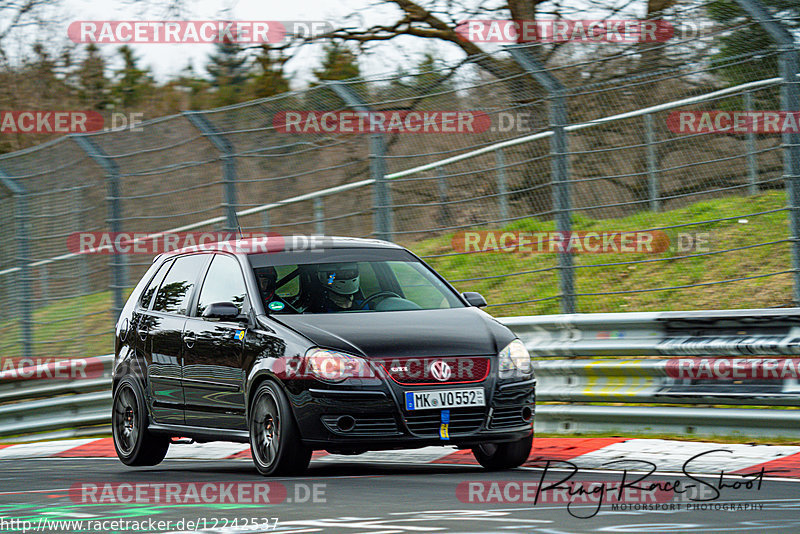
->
[112,236,535,475]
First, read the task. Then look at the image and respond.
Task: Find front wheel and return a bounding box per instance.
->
[472,434,533,470]
[249,381,312,476]
[112,377,170,466]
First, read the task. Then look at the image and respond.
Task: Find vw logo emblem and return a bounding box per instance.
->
[430,360,452,382]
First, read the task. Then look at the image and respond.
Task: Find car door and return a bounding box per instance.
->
[131,257,171,401]
[144,253,210,425]
[182,253,249,430]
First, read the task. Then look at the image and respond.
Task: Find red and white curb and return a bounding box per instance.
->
[1,437,799,477]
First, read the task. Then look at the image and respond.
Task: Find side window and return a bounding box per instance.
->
[196,255,248,316]
[274,265,299,299]
[139,260,172,309]
[152,254,208,315]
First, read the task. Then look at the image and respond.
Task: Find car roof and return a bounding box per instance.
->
[158,235,404,259]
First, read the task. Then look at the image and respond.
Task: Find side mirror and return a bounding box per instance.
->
[462,292,487,308]
[202,302,240,321]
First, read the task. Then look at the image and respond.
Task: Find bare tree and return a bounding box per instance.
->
[0,0,55,61]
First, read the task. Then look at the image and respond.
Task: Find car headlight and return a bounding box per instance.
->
[498,339,532,379]
[304,348,375,383]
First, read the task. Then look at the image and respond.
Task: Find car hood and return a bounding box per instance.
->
[270,307,513,358]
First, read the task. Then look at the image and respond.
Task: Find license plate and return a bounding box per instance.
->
[405,388,485,411]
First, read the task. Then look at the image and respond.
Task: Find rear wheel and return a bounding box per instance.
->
[112,377,170,466]
[472,434,533,470]
[249,381,312,476]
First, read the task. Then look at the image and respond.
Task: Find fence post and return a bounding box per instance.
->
[183,112,239,232]
[437,167,451,228]
[496,148,509,223]
[328,82,393,241]
[734,0,800,305]
[0,173,33,359]
[0,263,5,324]
[40,265,49,302]
[744,91,759,195]
[508,45,575,313]
[314,197,325,235]
[645,113,660,211]
[73,187,91,295]
[72,135,127,324]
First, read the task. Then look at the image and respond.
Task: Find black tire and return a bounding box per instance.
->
[112,376,170,466]
[472,434,533,470]
[249,381,312,476]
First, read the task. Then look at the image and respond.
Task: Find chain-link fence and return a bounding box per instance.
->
[0,0,798,360]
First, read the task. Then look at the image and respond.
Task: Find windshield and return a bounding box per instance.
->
[252,259,464,314]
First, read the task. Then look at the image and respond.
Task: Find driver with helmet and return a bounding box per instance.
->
[313,263,367,312]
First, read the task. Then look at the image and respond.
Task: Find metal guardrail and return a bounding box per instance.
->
[1,310,800,442]
[535,406,800,439]
[505,308,800,357]
[513,309,800,438]
[0,356,113,441]
[535,359,800,406]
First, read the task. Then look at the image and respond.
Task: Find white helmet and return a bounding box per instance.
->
[316,263,360,295]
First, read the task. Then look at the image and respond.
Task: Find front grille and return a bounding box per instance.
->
[490,382,535,429]
[380,356,491,385]
[404,407,486,436]
[321,414,400,436]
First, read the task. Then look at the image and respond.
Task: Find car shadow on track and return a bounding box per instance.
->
[112,459,506,480]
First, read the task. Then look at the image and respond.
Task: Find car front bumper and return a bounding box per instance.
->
[285,377,535,451]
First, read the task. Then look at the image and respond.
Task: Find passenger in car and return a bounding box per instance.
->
[256,266,278,303]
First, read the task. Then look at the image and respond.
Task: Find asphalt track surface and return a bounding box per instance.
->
[0,457,798,533]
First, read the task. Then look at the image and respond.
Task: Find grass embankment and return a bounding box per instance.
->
[414,191,791,315]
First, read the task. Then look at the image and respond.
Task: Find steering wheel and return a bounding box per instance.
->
[359,291,402,309]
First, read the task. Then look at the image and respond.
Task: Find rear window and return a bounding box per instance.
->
[139,259,172,309]
[152,254,208,315]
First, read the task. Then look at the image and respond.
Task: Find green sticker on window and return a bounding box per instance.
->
[268,301,285,311]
